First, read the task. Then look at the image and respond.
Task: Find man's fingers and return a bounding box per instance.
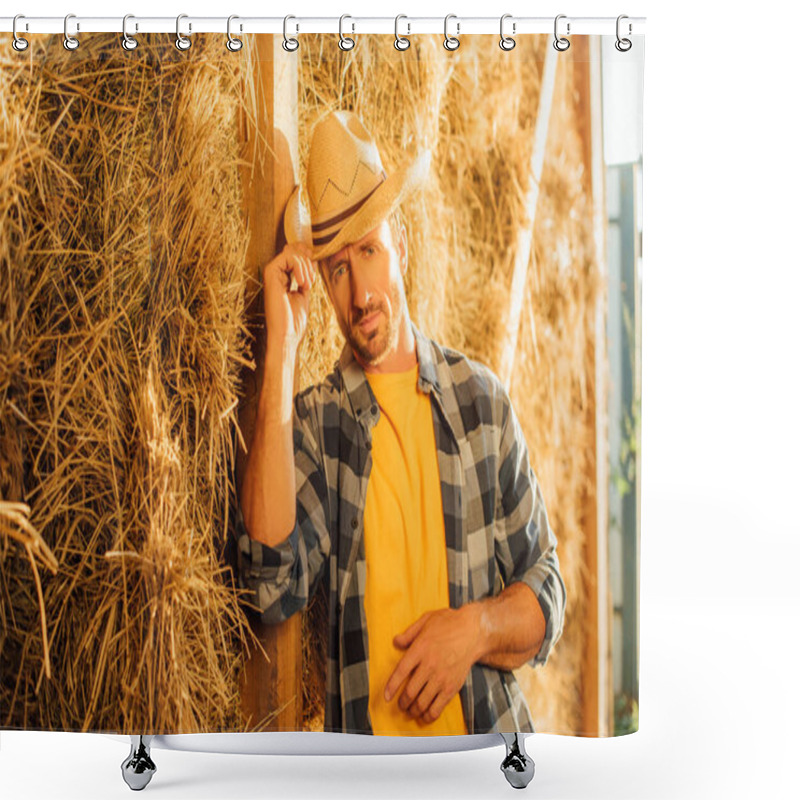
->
[262,245,315,292]
[296,257,306,288]
[286,254,306,291]
[409,693,434,720]
[399,665,429,712]
[422,694,449,725]
[384,648,420,703]
[303,256,316,288]
[301,258,316,294]
[288,256,302,290]
[404,675,438,718]
[394,612,430,649]
[289,253,316,293]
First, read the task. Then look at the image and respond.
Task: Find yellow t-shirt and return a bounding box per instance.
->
[363,363,467,736]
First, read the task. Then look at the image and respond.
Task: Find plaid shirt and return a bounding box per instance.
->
[236,323,566,734]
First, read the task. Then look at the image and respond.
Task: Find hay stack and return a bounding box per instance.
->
[1,33,256,733]
[512,49,601,735]
[295,34,599,734]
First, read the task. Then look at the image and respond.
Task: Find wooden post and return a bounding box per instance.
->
[236,34,302,732]
[573,35,613,737]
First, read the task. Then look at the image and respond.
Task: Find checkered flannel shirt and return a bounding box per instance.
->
[235,323,566,734]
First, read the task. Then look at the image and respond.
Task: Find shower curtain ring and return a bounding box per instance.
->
[12,14,29,51]
[283,15,299,51]
[615,14,632,52]
[443,14,460,51]
[121,15,138,50]
[394,15,410,51]
[175,13,192,51]
[339,15,355,51]
[499,14,516,51]
[553,14,570,51]
[227,15,243,51]
[63,13,80,51]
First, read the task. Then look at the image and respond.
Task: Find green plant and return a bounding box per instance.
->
[614,692,639,735]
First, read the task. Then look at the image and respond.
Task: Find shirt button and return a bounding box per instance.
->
[351,518,358,529]
[365,440,372,450]
[371,404,378,416]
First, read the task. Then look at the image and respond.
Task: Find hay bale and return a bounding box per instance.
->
[1,33,257,732]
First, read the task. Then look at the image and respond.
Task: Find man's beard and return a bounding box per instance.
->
[345,283,403,367]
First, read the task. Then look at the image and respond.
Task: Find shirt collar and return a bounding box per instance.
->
[336,321,443,426]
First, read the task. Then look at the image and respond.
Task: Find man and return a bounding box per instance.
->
[237,111,566,736]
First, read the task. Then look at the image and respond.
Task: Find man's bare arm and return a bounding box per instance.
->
[239,243,316,548]
[240,342,297,547]
[466,581,546,671]
[385,581,547,722]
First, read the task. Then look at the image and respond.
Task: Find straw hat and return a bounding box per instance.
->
[284,111,431,262]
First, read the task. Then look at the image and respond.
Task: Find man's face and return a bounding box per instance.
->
[321,218,407,368]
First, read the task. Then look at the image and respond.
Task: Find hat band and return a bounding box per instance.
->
[312,171,387,246]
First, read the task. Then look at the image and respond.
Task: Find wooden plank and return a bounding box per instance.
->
[236,34,302,732]
[498,45,558,390]
[576,34,613,737]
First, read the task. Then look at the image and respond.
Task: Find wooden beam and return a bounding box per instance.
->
[576,34,613,737]
[236,34,303,732]
[499,45,558,390]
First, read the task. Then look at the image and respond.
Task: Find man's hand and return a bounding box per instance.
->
[384,606,482,725]
[262,242,317,354]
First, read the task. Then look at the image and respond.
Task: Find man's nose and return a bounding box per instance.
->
[349,260,372,309]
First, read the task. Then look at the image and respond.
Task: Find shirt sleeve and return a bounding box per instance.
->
[494,393,567,669]
[235,388,331,625]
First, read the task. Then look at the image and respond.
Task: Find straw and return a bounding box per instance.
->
[1,32,260,733]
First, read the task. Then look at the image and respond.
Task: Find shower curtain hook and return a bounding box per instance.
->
[499,14,516,51]
[63,13,80,51]
[175,13,192,51]
[283,15,299,51]
[12,14,29,51]
[553,14,570,51]
[339,15,355,51]
[443,14,460,51]
[121,15,138,51]
[227,15,243,51]
[615,14,632,52]
[394,15,410,51]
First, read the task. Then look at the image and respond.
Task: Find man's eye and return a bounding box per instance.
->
[365,247,375,256]
[334,264,348,280]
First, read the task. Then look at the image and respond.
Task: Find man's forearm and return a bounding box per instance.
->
[466,581,546,671]
[240,341,297,548]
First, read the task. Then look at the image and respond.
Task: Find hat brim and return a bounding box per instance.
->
[284,149,431,263]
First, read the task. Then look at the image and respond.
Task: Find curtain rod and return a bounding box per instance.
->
[1,16,646,36]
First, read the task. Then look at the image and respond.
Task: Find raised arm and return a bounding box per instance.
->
[240,242,317,548]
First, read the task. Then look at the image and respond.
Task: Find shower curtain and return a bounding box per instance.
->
[0,28,643,739]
